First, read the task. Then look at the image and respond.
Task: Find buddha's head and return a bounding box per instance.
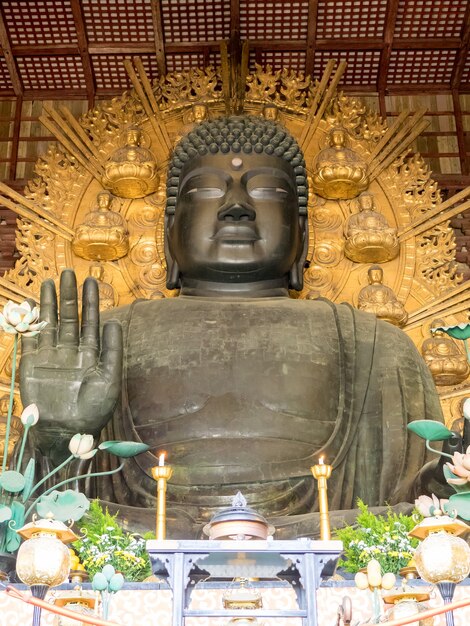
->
[125,127,142,147]
[368,264,384,285]
[358,192,375,211]
[89,262,105,281]
[192,103,208,123]
[165,115,308,295]
[97,191,112,211]
[329,128,347,149]
[431,318,446,337]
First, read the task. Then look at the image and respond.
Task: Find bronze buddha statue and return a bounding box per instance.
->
[20,116,443,537]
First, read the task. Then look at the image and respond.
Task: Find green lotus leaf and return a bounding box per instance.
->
[446,493,470,520]
[407,420,455,441]
[443,465,470,493]
[0,504,12,523]
[434,323,470,340]
[109,572,124,592]
[0,470,26,493]
[98,440,149,458]
[5,501,25,553]
[92,572,108,591]
[36,489,90,522]
[21,458,36,502]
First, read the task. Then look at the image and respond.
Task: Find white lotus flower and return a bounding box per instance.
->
[0,300,47,336]
[68,433,96,460]
[20,403,39,426]
[415,493,449,517]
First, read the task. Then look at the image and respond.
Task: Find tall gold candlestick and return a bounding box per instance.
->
[310,456,332,540]
[151,452,173,540]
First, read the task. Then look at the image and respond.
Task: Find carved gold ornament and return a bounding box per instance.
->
[0,57,469,426]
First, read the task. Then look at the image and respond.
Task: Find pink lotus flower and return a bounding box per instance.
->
[446,446,470,485]
[415,493,448,517]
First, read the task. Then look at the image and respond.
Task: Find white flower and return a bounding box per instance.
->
[68,433,96,459]
[0,300,47,336]
[415,493,448,517]
[20,403,39,426]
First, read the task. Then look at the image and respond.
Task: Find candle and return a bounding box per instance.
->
[151,453,173,540]
[310,456,333,541]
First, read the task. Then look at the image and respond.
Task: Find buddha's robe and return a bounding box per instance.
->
[99,296,442,531]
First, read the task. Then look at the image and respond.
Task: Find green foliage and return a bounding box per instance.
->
[73,500,154,582]
[334,500,420,574]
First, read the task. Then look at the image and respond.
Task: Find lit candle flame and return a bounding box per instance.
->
[319,456,324,465]
[158,451,166,467]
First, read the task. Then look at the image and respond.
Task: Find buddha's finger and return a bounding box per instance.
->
[99,320,123,383]
[58,270,79,346]
[80,276,100,351]
[38,279,58,349]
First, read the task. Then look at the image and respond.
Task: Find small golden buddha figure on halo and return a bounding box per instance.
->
[0,394,23,469]
[102,126,159,199]
[358,265,408,327]
[422,318,470,386]
[72,191,129,262]
[79,263,118,311]
[311,127,369,200]
[262,104,279,121]
[344,192,400,263]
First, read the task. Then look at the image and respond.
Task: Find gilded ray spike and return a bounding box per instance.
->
[220,41,232,115]
[366,110,410,164]
[0,276,36,303]
[399,186,470,239]
[301,60,347,153]
[405,299,470,331]
[399,197,470,243]
[299,58,336,146]
[408,281,470,321]
[59,105,102,161]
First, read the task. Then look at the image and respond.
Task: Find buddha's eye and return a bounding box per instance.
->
[186,187,225,199]
[248,187,289,199]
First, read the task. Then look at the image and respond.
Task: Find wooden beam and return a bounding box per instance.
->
[377,0,399,96]
[453,88,469,175]
[392,38,462,50]
[0,6,23,96]
[305,0,319,77]
[70,0,96,107]
[11,44,80,56]
[8,96,22,181]
[88,43,156,54]
[150,0,166,75]
[451,3,470,89]
[230,0,240,34]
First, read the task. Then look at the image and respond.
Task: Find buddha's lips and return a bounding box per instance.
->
[212,224,260,242]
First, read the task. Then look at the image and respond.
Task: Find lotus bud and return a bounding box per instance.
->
[381,572,396,590]
[354,571,369,590]
[20,403,39,426]
[366,559,382,587]
[68,433,95,459]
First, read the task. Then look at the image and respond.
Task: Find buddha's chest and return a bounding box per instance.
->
[124,298,341,423]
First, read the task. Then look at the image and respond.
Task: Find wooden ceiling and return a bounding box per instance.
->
[0,0,469,101]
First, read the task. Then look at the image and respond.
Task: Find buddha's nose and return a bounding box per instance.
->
[217,202,256,222]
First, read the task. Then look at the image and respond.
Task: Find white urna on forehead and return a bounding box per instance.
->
[166,115,308,215]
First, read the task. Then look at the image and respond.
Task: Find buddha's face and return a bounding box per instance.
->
[97,193,111,210]
[330,129,346,148]
[359,194,374,211]
[167,152,303,285]
[368,266,383,284]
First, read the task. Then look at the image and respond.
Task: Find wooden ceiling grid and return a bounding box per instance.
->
[0,0,470,275]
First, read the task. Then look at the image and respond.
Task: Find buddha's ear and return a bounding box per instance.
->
[164,213,181,290]
[289,214,308,291]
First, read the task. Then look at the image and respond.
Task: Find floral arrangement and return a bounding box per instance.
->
[73,500,153,581]
[0,299,149,556]
[334,499,420,574]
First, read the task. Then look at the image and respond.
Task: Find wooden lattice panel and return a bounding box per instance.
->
[240,0,309,40]
[165,51,207,73]
[461,52,470,85]
[16,56,86,90]
[313,50,381,85]
[82,0,154,43]
[92,55,132,90]
[2,0,77,45]
[161,0,229,42]
[388,49,458,85]
[0,58,13,92]
[394,0,468,39]
[251,50,307,73]
[316,0,387,39]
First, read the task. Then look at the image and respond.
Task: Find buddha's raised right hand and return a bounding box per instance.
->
[20,270,123,464]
